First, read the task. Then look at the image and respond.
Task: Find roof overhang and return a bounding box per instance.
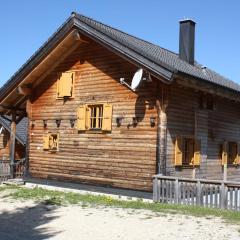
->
[175,72,240,102]
[0,28,84,114]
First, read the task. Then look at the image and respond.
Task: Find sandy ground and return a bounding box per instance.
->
[0,198,239,240]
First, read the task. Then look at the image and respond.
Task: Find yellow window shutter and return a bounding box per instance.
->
[193,139,201,166]
[77,105,87,130]
[175,137,183,166]
[43,135,50,150]
[102,103,113,131]
[222,141,228,165]
[57,72,74,97]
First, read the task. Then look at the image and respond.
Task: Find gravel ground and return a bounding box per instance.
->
[0,198,239,240]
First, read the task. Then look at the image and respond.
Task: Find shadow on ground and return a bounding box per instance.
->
[0,202,60,240]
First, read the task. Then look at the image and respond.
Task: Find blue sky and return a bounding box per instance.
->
[0,0,239,86]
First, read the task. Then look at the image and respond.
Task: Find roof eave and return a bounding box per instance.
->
[175,71,240,102]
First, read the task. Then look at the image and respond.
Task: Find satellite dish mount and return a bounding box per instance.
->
[120,68,146,92]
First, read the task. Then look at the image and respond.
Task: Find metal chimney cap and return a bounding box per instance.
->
[179,19,196,25]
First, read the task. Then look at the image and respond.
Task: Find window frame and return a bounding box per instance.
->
[182,137,195,167]
[199,94,215,111]
[88,104,104,131]
[222,141,240,166]
[77,102,113,132]
[175,135,201,168]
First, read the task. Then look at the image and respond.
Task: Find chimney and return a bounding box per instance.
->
[179,19,196,64]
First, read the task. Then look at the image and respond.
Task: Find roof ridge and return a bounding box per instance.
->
[75,13,179,57]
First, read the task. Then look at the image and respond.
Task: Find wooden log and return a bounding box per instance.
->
[9,111,16,178]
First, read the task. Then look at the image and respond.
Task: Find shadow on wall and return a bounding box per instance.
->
[134,81,156,123]
[0,203,60,240]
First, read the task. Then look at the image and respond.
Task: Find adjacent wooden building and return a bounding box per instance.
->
[0,13,240,191]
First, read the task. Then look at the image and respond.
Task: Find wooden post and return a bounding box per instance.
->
[24,98,32,178]
[220,182,226,209]
[196,180,201,206]
[174,178,179,204]
[223,163,227,181]
[156,85,168,175]
[153,177,158,202]
[9,111,16,178]
[192,168,196,179]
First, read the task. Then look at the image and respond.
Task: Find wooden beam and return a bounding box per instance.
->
[17,84,32,96]
[156,83,168,175]
[9,111,16,178]
[16,112,27,124]
[73,31,90,43]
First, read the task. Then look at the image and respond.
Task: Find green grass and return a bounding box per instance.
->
[1,185,240,224]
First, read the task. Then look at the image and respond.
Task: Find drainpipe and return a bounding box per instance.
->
[156,84,168,175]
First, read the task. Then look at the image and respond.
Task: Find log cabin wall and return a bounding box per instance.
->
[166,82,240,181]
[28,39,159,191]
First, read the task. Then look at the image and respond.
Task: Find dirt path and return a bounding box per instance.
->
[0,199,239,240]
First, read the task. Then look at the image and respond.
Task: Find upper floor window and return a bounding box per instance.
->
[199,94,214,110]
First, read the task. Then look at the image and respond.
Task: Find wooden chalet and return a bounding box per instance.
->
[0,13,240,191]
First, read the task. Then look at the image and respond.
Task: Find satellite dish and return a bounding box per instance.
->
[119,68,145,92]
[131,69,143,91]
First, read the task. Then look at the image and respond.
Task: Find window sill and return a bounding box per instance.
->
[175,165,200,169]
[56,96,74,100]
[43,149,58,153]
[77,129,112,134]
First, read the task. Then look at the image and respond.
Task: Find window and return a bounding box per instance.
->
[222,141,239,165]
[57,71,74,98]
[175,136,201,167]
[182,138,194,166]
[199,94,214,110]
[89,105,103,130]
[77,103,112,132]
[43,133,59,151]
[206,95,214,110]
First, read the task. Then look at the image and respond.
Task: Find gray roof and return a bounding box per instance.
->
[75,13,240,92]
[0,116,27,145]
[0,12,239,99]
